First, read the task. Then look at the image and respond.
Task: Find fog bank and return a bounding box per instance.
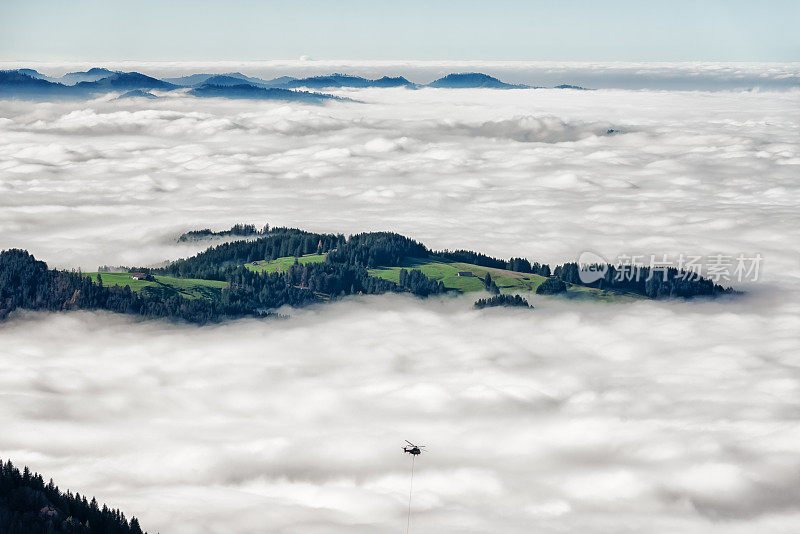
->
[0,86,797,288]
[1,292,799,533]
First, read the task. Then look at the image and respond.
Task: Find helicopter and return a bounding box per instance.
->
[403,440,425,455]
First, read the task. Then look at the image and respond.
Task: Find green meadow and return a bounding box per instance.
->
[85,273,228,300]
[245,253,326,274]
[367,257,547,293]
[367,257,642,301]
[233,254,645,302]
[89,254,641,303]
[236,253,642,301]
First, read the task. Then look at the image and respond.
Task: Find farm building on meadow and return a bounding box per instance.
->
[129,273,147,280]
[456,271,474,277]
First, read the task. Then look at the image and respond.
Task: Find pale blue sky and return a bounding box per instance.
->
[1,0,798,61]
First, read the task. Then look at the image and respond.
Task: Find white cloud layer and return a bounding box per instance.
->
[0,63,799,533]
[1,292,799,534]
[0,85,798,284]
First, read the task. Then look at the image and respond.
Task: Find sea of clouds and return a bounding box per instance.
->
[0,62,799,533]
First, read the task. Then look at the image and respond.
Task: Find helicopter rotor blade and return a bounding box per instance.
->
[405,440,415,446]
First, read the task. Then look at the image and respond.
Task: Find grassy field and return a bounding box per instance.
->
[86,273,228,300]
[367,258,548,293]
[368,257,643,301]
[237,253,643,302]
[245,253,326,274]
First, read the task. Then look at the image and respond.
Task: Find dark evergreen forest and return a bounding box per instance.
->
[553,262,728,299]
[474,294,533,309]
[0,459,146,534]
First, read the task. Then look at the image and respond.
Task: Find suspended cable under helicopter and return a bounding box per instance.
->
[403,440,425,534]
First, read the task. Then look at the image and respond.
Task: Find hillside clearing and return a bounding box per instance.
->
[239,254,644,302]
[86,273,227,300]
[246,253,326,274]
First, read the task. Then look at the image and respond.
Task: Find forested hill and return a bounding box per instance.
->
[0,459,146,534]
[0,226,732,324]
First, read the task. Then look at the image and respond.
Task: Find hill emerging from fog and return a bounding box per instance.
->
[0,70,176,99]
[116,89,158,100]
[0,225,732,325]
[428,72,529,88]
[75,72,176,92]
[283,73,416,89]
[60,67,117,85]
[188,83,346,103]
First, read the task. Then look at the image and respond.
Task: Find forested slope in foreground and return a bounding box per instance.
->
[0,460,146,534]
[0,226,732,324]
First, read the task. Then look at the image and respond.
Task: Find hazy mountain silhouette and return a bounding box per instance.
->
[116,89,158,99]
[2,68,594,102]
[370,76,415,88]
[16,68,48,80]
[554,84,591,90]
[163,73,222,86]
[428,73,528,89]
[0,70,74,98]
[223,73,297,87]
[263,75,298,86]
[0,70,175,99]
[164,72,296,88]
[198,74,296,88]
[284,73,415,89]
[284,74,371,88]
[75,72,176,93]
[189,83,345,103]
[60,67,117,85]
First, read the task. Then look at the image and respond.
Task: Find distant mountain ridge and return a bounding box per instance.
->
[165,72,416,89]
[428,72,528,89]
[554,84,591,90]
[116,89,158,100]
[0,70,73,97]
[283,73,415,89]
[61,67,117,84]
[163,72,294,87]
[0,70,343,103]
[75,72,176,92]
[0,70,175,99]
[16,68,48,79]
[0,67,593,101]
[189,83,346,103]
